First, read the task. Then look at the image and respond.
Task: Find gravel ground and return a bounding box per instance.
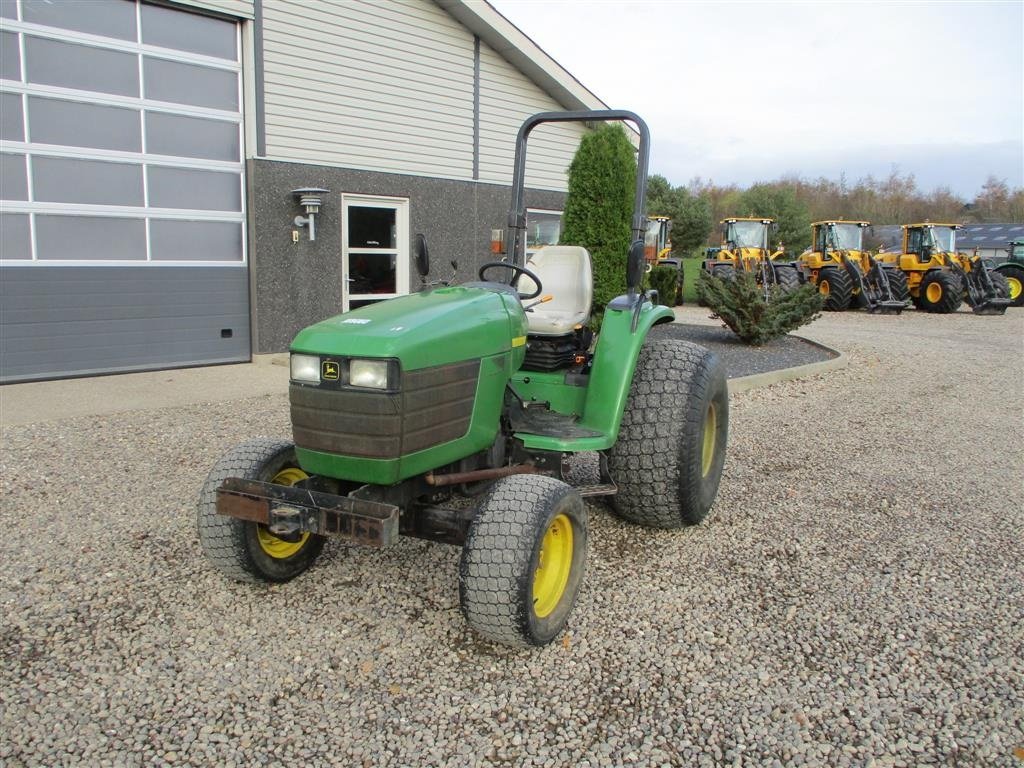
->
[651,322,835,379]
[1,308,1022,767]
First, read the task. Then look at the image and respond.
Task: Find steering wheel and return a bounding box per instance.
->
[477,261,543,299]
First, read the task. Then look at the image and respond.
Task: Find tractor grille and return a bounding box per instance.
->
[290,359,480,459]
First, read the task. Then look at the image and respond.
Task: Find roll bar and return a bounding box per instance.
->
[504,110,651,273]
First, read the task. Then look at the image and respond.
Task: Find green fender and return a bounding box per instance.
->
[515,299,674,452]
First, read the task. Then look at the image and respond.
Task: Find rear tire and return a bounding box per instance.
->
[197,439,324,583]
[999,264,1024,307]
[608,338,728,528]
[817,266,852,311]
[917,270,962,313]
[459,475,587,647]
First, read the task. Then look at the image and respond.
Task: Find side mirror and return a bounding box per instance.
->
[626,239,646,291]
[413,233,429,278]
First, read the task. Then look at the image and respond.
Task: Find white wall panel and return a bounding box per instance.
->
[261,0,475,179]
[478,41,585,191]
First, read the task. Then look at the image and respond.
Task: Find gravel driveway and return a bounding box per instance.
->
[2,308,1021,767]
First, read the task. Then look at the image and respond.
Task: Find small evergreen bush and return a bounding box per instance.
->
[648,265,680,306]
[696,269,823,346]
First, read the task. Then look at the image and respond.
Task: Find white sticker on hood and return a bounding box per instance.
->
[341,318,371,324]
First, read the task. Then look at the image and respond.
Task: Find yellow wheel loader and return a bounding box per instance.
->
[793,221,907,313]
[644,216,673,264]
[700,217,799,299]
[876,223,1010,315]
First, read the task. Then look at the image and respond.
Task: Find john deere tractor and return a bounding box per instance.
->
[701,217,800,298]
[993,239,1024,308]
[197,111,729,648]
[793,220,907,313]
[875,223,1010,315]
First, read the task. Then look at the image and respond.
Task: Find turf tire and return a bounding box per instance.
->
[608,338,728,528]
[197,438,324,583]
[459,475,587,647]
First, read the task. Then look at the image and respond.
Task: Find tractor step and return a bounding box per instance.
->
[575,483,617,498]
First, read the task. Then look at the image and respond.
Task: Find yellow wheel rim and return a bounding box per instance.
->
[532,514,573,618]
[257,466,310,559]
[701,402,717,477]
[926,282,942,303]
[1008,276,1022,300]
[819,279,830,297]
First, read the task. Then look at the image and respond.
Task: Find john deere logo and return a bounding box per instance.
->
[321,361,340,380]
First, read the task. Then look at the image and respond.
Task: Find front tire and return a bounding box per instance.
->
[459,475,587,647]
[885,268,910,303]
[774,264,801,293]
[988,270,1011,300]
[197,438,325,583]
[608,338,728,528]
[817,266,852,311]
[917,270,962,313]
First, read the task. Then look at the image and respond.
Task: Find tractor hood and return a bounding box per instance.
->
[290,286,528,371]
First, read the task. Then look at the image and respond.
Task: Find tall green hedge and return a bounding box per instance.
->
[559,124,637,313]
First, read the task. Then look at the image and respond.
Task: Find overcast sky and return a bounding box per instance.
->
[489,0,1023,198]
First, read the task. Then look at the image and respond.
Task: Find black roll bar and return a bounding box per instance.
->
[504,110,651,271]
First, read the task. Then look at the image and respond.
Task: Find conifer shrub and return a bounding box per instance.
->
[648,265,681,306]
[696,269,823,345]
[559,125,636,316]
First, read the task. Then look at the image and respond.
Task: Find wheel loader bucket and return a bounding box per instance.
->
[959,260,1011,315]
[970,298,1010,315]
[841,255,905,315]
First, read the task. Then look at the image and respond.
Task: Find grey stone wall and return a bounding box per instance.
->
[248,158,567,353]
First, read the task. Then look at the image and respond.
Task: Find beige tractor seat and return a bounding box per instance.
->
[519,246,593,336]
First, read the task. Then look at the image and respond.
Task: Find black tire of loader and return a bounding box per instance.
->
[197,439,325,584]
[988,270,1011,300]
[918,270,963,313]
[608,338,728,528]
[459,475,587,648]
[886,268,910,303]
[817,266,853,311]
[774,265,801,293]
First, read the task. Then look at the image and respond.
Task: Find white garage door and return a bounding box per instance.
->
[0,0,249,382]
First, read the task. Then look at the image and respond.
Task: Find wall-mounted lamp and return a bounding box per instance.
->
[292,187,330,241]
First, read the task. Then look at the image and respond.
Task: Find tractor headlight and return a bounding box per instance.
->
[290,353,320,384]
[349,359,390,390]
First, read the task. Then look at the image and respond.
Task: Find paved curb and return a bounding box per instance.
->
[727,336,847,394]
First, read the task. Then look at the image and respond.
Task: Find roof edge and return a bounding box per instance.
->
[435,0,608,112]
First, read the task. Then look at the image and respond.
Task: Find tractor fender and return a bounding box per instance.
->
[575,299,674,446]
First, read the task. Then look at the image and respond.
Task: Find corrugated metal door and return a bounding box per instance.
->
[0,0,249,382]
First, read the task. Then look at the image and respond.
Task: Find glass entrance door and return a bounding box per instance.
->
[341,195,409,312]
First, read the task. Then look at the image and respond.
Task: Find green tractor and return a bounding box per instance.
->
[198,111,729,648]
[994,239,1024,308]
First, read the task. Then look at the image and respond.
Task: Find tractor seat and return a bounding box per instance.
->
[518,246,593,336]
